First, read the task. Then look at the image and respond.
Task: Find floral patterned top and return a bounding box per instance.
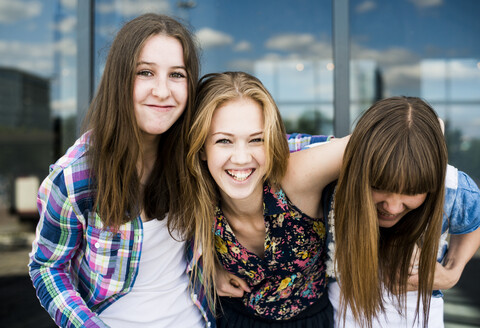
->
[214,184,328,320]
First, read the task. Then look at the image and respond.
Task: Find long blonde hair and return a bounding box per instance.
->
[334,96,447,327]
[184,71,290,311]
[84,14,199,231]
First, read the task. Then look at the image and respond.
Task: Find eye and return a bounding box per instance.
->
[250,137,264,143]
[171,71,186,79]
[215,138,231,144]
[137,70,153,77]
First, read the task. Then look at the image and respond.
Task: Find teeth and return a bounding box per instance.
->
[226,169,253,181]
[378,209,397,218]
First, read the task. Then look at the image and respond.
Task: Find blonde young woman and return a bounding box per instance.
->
[184,71,349,327]
[29,14,213,327]
[324,97,480,327]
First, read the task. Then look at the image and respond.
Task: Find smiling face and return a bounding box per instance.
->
[371,189,427,228]
[133,34,188,143]
[203,97,266,203]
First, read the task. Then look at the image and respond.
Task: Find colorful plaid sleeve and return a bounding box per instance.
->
[286,133,334,153]
[29,163,108,328]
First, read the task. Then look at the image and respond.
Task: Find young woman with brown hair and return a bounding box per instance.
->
[325,96,480,327]
[28,13,213,327]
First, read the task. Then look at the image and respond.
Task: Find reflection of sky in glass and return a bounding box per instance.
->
[0,0,77,118]
[1,0,480,137]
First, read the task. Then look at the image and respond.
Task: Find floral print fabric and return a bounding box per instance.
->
[214,184,328,320]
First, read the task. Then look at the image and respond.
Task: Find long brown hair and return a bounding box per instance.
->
[334,96,447,327]
[184,71,290,312]
[84,13,199,231]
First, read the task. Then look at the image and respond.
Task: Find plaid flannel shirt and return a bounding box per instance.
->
[29,132,214,328]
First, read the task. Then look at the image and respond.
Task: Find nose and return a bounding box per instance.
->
[381,195,405,215]
[231,143,252,164]
[152,77,171,98]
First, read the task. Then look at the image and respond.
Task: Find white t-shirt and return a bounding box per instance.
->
[328,281,444,328]
[99,218,203,328]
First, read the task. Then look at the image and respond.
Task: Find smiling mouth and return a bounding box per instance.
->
[226,169,254,181]
[377,209,400,220]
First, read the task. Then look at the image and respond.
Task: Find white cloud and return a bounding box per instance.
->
[55,37,77,56]
[51,97,76,118]
[61,0,77,10]
[0,37,76,77]
[266,33,315,52]
[265,33,332,58]
[408,0,443,8]
[234,41,252,52]
[97,0,170,16]
[196,27,233,49]
[0,0,42,23]
[227,58,254,72]
[356,1,377,13]
[55,16,77,34]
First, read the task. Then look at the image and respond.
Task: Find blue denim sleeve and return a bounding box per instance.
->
[443,167,480,235]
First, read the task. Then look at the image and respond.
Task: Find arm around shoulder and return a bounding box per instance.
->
[284,135,349,197]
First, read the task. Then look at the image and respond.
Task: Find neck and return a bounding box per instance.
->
[220,184,264,222]
[138,134,160,186]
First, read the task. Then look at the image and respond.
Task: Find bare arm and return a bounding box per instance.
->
[282,135,349,217]
[407,228,480,291]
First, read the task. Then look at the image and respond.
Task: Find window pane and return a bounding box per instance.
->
[350,0,480,183]
[0,0,77,217]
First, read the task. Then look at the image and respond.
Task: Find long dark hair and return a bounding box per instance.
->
[334,96,447,327]
[84,13,199,231]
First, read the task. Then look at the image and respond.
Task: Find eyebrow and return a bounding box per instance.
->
[211,131,264,137]
[136,61,186,70]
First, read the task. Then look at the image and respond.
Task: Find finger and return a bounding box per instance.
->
[230,277,251,293]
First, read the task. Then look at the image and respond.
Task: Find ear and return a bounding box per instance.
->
[200,148,207,161]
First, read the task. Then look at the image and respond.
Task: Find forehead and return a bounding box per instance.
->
[138,34,185,66]
[210,97,264,132]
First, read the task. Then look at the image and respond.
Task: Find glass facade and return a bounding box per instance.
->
[350,0,480,182]
[0,0,479,213]
[0,0,77,219]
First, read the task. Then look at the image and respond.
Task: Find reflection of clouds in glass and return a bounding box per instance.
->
[227,59,253,72]
[97,0,170,16]
[0,40,52,74]
[254,59,333,104]
[61,0,77,10]
[55,16,76,34]
[234,41,252,52]
[265,33,331,58]
[196,27,233,49]
[51,97,76,118]
[351,43,421,93]
[0,0,42,23]
[356,1,377,14]
[408,0,443,8]
[0,37,75,76]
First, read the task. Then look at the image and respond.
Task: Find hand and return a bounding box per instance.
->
[215,268,251,298]
[407,260,463,292]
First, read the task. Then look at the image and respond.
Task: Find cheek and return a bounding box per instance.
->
[174,83,189,104]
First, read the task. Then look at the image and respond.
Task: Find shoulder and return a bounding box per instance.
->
[444,165,480,234]
[40,132,93,208]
